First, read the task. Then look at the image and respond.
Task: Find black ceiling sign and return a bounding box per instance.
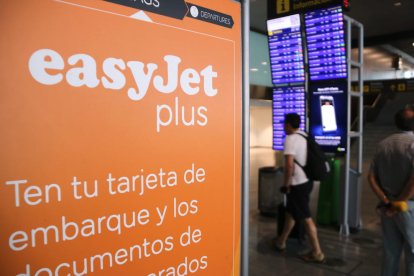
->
[268,0,348,18]
[105,0,188,20]
[351,79,414,93]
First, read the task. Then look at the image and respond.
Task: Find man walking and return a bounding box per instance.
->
[275,113,325,263]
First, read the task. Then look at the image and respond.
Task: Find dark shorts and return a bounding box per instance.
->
[286,181,313,221]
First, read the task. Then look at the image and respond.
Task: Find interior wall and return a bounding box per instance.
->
[351,47,414,81]
[250,100,272,148]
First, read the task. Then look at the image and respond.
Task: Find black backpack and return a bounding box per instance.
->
[294,133,330,181]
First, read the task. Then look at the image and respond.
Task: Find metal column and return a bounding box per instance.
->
[340,16,364,235]
[241,0,250,275]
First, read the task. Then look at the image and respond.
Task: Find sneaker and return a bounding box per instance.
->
[300,251,325,263]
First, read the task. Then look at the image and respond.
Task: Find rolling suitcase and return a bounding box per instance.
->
[277,195,306,243]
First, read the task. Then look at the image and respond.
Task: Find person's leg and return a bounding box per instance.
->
[295,181,322,255]
[300,217,324,263]
[304,217,322,255]
[277,185,300,249]
[397,204,414,276]
[381,215,404,276]
[404,242,414,276]
[276,213,295,249]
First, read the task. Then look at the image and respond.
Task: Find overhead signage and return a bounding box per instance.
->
[0,1,242,275]
[268,0,349,18]
[352,79,414,93]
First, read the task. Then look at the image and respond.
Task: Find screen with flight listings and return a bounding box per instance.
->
[305,5,347,81]
[272,86,306,150]
[267,14,305,86]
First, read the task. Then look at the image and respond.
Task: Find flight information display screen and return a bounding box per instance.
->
[272,86,306,150]
[267,14,305,85]
[305,6,347,81]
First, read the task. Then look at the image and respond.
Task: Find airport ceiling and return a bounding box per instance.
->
[250,0,414,61]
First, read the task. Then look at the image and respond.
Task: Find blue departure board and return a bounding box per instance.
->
[272,86,306,150]
[305,6,347,81]
[267,14,305,85]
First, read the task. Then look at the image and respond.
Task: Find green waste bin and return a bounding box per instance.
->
[316,158,341,225]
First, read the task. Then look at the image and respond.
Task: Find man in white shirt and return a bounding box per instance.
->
[275,113,325,263]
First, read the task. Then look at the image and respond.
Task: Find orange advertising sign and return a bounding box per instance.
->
[0,1,242,275]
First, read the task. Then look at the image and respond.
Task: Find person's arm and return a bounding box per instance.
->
[283,154,294,189]
[397,174,414,201]
[367,169,390,204]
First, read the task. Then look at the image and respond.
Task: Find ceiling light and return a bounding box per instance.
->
[394,2,402,6]
[250,68,258,72]
[412,42,414,47]
[261,61,268,65]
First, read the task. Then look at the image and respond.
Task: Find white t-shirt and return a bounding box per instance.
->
[284,130,309,185]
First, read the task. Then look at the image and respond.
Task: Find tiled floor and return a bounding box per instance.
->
[248,147,386,276]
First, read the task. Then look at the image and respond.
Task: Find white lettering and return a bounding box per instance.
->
[155,205,168,226]
[127,61,157,101]
[102,58,126,89]
[201,65,218,96]
[5,180,61,207]
[153,55,181,94]
[9,231,28,251]
[28,49,219,101]
[180,68,200,95]
[28,49,64,85]
[66,54,100,88]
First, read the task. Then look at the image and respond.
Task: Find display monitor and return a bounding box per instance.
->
[272,86,306,150]
[304,5,347,81]
[267,14,305,86]
[309,80,347,153]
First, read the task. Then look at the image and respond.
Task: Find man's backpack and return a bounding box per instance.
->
[294,133,330,181]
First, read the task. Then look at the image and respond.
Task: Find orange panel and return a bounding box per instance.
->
[0,1,242,275]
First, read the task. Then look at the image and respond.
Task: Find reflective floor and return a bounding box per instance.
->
[248,141,389,275]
